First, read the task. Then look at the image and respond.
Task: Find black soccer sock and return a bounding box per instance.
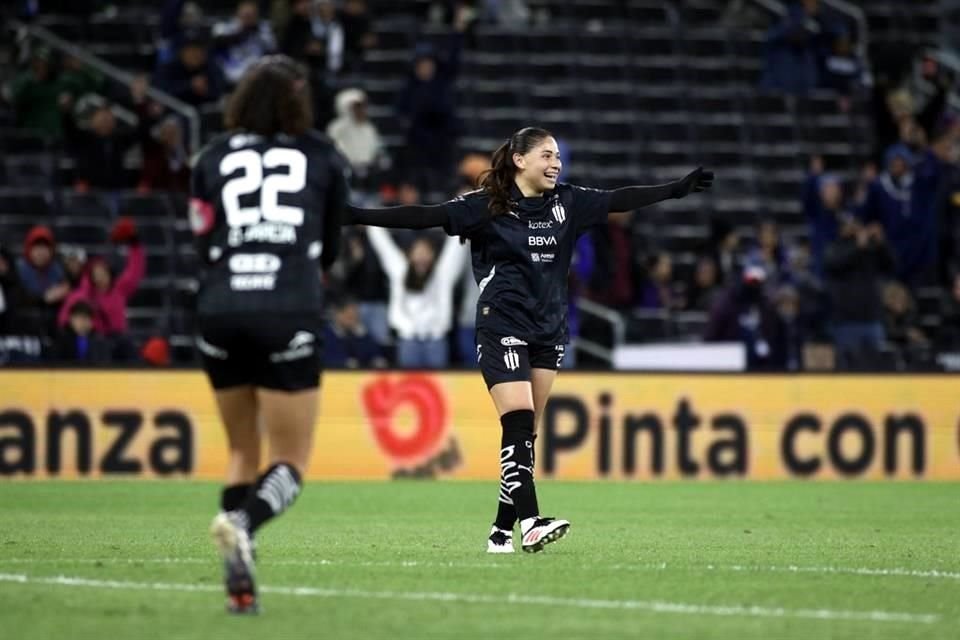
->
[230,463,302,535]
[498,410,539,522]
[493,433,538,531]
[494,497,516,531]
[220,483,253,512]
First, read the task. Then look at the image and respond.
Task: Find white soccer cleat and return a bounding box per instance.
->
[486,526,515,554]
[210,512,258,614]
[520,517,570,553]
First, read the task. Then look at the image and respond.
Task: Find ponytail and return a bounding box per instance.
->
[478,140,514,217]
[478,126,553,218]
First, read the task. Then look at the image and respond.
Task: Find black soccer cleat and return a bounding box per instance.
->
[210,512,259,614]
[520,517,570,553]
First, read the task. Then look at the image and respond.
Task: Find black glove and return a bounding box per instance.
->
[671,167,715,198]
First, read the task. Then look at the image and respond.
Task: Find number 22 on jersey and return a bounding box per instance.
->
[219,148,307,227]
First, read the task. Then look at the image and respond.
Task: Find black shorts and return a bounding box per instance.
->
[475,329,565,389]
[197,313,323,391]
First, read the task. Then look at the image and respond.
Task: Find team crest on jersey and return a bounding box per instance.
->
[551,201,566,224]
[504,347,521,371]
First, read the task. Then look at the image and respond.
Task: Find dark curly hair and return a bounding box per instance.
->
[224,55,313,136]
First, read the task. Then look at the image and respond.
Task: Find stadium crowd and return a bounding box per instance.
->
[1,0,959,371]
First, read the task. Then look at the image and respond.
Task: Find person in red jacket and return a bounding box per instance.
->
[58,218,145,335]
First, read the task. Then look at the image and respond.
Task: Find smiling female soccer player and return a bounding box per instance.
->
[348,127,713,553]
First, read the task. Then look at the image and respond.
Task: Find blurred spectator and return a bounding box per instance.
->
[872,87,914,161]
[16,226,69,325]
[366,227,468,368]
[327,88,389,189]
[938,160,960,285]
[563,233,598,369]
[9,48,70,140]
[64,100,139,192]
[709,218,741,284]
[914,58,953,144]
[213,0,278,86]
[58,218,145,336]
[282,0,344,74]
[872,58,951,165]
[458,153,491,188]
[931,117,960,284]
[394,15,466,194]
[156,29,227,106]
[637,252,679,311]
[705,261,788,370]
[0,244,27,335]
[685,253,722,312]
[139,114,191,193]
[784,239,827,339]
[338,0,377,72]
[58,55,104,106]
[158,0,206,66]
[456,240,481,368]
[341,228,391,346]
[882,281,929,358]
[52,300,112,364]
[760,0,826,95]
[60,245,87,288]
[754,219,786,284]
[773,284,805,371]
[823,217,894,369]
[820,28,867,95]
[859,143,941,285]
[324,297,386,368]
[936,272,960,350]
[586,210,638,309]
[803,155,852,275]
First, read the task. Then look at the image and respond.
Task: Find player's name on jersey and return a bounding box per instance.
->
[228,222,297,247]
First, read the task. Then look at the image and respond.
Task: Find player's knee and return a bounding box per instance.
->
[501,409,535,437]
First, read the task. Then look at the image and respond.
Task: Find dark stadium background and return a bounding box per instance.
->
[0,0,956,373]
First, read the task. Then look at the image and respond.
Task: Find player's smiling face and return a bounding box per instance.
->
[514,137,561,195]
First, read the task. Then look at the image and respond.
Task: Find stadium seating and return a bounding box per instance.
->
[1,0,949,366]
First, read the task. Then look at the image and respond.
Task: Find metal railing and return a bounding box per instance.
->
[12,20,201,151]
[575,298,626,365]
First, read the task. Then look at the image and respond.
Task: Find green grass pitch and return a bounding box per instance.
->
[0,481,958,639]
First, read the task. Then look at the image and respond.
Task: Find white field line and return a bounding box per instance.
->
[0,572,940,625]
[1,557,959,581]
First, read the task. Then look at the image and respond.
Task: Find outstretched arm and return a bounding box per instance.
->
[346,203,450,229]
[365,226,408,281]
[607,168,714,212]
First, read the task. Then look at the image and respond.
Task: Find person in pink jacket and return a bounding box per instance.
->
[58,217,145,335]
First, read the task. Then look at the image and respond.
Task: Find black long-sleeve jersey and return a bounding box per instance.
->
[351,182,634,344]
[189,130,349,316]
[348,171,712,344]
